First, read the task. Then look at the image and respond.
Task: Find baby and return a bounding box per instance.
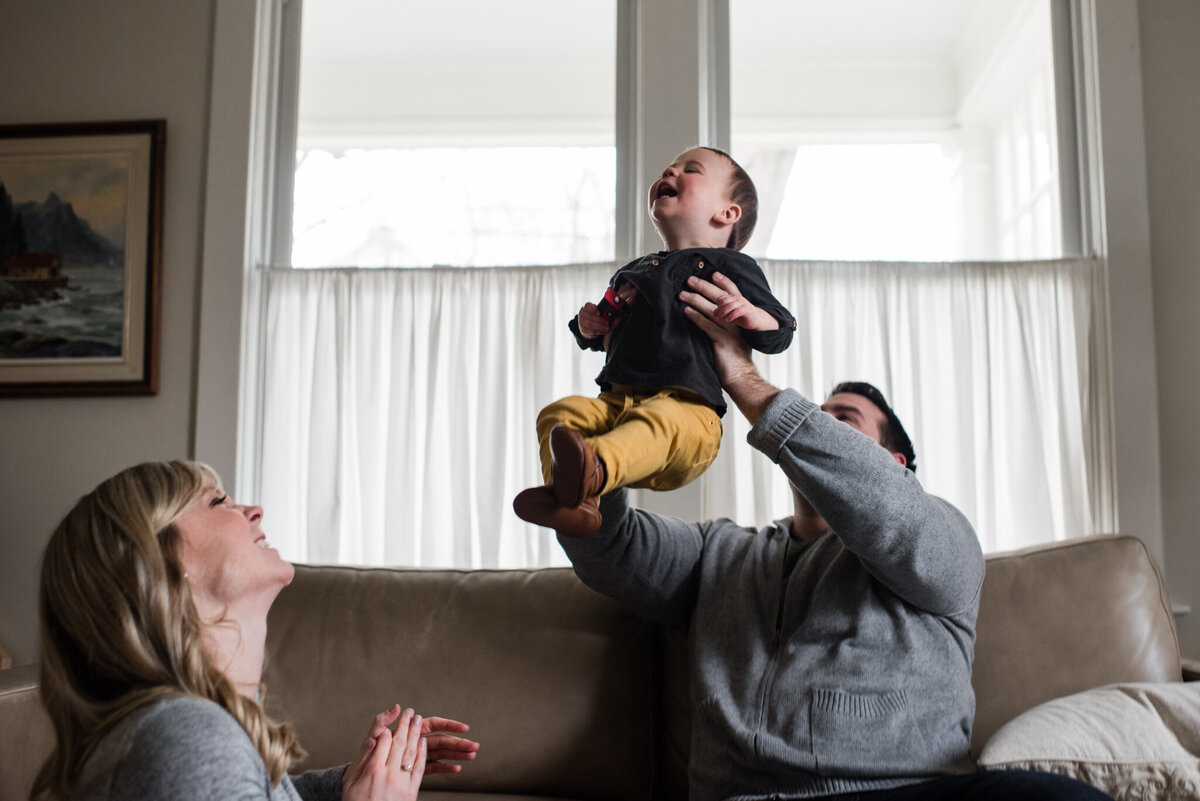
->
[513,146,796,536]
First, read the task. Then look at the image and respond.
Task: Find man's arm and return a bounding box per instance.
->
[680,274,983,615]
[556,489,704,630]
[753,390,982,615]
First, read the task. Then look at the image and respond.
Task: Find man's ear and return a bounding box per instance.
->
[713,203,742,229]
[891,451,908,468]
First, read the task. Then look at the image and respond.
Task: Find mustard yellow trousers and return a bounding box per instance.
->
[535,386,722,494]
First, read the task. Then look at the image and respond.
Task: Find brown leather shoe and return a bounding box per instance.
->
[549,425,605,508]
[512,486,602,538]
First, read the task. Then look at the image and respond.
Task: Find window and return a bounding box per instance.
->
[243,0,1112,566]
[290,0,616,267]
[730,0,1069,261]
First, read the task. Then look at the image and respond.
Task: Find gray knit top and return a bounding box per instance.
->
[75,696,344,801]
[560,388,985,801]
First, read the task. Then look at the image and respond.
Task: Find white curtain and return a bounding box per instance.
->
[257,257,1112,566]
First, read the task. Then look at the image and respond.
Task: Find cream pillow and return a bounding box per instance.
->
[978,682,1200,801]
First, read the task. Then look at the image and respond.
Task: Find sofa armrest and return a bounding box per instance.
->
[1182,657,1200,681]
[1,664,55,801]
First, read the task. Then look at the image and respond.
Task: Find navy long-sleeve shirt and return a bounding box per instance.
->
[569,248,795,416]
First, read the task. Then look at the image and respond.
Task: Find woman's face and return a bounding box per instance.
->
[174,486,294,615]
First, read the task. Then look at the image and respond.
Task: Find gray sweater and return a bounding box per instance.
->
[559,389,984,801]
[76,696,344,801]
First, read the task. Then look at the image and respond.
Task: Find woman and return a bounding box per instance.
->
[33,460,478,800]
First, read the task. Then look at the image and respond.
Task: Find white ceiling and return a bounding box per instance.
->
[301,0,984,66]
[733,0,982,62]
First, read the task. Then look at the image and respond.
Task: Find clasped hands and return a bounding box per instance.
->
[342,704,478,801]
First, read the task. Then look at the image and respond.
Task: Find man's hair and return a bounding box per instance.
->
[701,146,758,251]
[831,381,918,473]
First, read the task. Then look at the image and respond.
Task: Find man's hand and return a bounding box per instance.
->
[680,272,780,424]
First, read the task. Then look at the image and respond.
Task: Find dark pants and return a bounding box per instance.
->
[821,770,1112,801]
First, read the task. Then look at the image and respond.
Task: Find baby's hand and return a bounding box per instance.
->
[577,303,613,340]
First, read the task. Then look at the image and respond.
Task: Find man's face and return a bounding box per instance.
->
[821,392,889,446]
[791,391,903,538]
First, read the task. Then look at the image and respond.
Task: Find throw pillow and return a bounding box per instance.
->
[978,682,1200,801]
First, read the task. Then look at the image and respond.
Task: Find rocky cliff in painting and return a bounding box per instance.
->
[16,192,123,266]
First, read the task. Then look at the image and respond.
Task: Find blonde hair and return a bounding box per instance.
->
[33,460,304,799]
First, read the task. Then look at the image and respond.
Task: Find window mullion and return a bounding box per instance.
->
[269,0,303,269]
[1051,0,1084,257]
[630,0,727,255]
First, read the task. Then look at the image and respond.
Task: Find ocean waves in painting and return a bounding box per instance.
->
[0,265,125,359]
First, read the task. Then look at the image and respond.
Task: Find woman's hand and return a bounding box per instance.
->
[418,716,479,774]
[342,706,426,801]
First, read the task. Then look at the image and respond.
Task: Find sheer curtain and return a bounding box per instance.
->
[257,257,1112,566]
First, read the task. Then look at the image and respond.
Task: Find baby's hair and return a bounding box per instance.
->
[701,146,758,251]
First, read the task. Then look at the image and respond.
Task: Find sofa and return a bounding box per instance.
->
[2,534,1196,801]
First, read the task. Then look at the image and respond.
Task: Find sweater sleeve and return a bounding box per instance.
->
[290,766,346,800]
[557,489,705,629]
[748,389,984,616]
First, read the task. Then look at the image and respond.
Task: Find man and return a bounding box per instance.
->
[545,272,1110,800]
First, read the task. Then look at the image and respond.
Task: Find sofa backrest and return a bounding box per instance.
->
[970,534,1181,754]
[1,534,1181,801]
[263,564,656,801]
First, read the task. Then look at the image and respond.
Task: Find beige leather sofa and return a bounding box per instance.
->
[1,534,1192,801]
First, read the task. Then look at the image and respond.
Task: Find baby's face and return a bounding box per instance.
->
[647,147,736,242]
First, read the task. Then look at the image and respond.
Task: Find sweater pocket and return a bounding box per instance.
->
[809,688,926,778]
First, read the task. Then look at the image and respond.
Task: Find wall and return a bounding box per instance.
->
[1140,0,1200,658]
[0,0,1195,667]
[0,1,216,665]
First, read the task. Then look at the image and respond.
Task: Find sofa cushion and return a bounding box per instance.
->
[978,682,1200,801]
[264,565,656,801]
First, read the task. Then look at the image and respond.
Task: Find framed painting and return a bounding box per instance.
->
[0,119,164,396]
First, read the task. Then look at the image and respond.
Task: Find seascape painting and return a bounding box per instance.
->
[0,157,129,359]
[0,120,163,395]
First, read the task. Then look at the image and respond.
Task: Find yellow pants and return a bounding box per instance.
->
[535,387,722,494]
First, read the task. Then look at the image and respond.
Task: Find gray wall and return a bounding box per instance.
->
[0,1,215,664]
[1,0,1198,666]
[1140,0,1200,657]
